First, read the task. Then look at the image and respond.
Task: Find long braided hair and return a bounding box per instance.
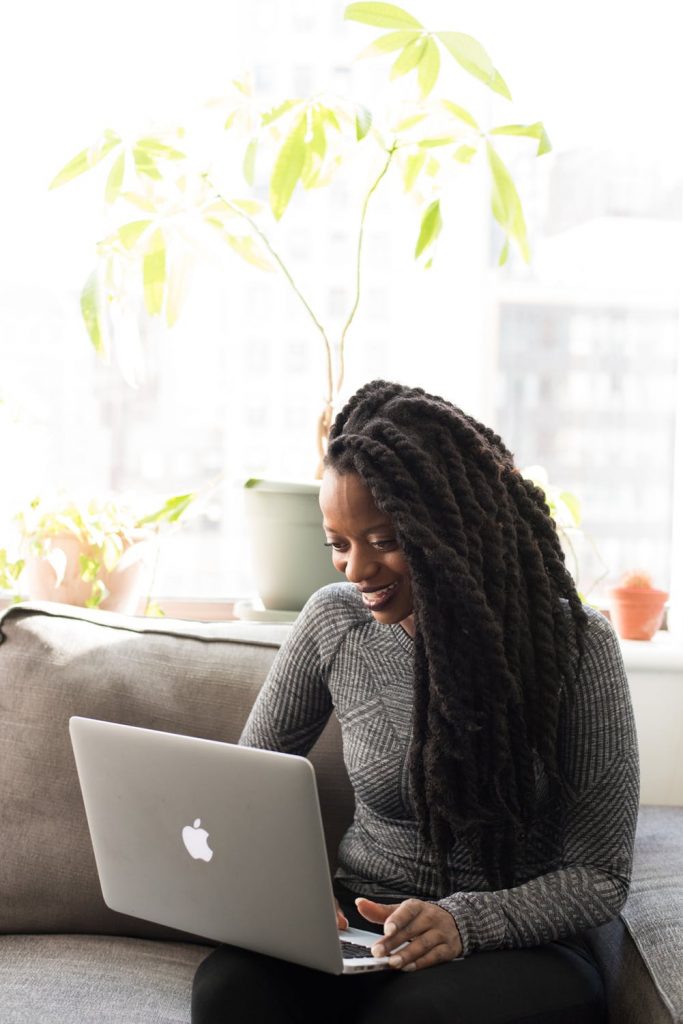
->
[324,380,587,890]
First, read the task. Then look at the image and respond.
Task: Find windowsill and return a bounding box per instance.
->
[619,630,683,673]
[2,596,683,671]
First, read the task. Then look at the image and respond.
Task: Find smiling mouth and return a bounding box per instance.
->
[359,581,399,609]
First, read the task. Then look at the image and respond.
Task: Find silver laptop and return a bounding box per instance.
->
[69,717,391,974]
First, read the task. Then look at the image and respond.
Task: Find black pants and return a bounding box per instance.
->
[191,885,606,1024]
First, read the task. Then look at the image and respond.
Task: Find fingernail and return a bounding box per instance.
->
[371,944,384,957]
[389,955,402,968]
[401,963,416,972]
[384,922,397,937]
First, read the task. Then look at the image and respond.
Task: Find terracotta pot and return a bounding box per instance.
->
[608,586,668,641]
[23,533,153,614]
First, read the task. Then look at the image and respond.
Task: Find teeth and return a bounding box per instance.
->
[363,582,397,605]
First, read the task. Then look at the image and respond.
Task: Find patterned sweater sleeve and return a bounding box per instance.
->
[437,611,639,956]
[238,585,348,754]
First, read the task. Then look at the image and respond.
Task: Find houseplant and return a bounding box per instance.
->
[49,2,550,611]
[0,491,195,614]
[609,570,668,641]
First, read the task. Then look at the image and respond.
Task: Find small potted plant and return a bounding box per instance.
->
[608,570,668,641]
[1,491,195,614]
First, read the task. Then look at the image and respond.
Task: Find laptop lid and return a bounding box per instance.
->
[69,717,360,974]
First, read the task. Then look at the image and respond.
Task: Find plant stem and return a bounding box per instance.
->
[205,182,334,414]
[336,142,397,395]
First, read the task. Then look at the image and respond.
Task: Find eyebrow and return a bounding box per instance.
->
[323,522,394,536]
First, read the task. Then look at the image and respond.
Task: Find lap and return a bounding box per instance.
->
[192,939,605,1024]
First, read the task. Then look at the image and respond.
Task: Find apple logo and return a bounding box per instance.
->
[182,818,214,862]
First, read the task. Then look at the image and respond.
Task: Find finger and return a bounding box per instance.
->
[383,928,443,969]
[354,898,399,926]
[379,898,424,946]
[337,910,349,930]
[400,941,454,972]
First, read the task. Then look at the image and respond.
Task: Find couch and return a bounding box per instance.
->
[0,601,681,1023]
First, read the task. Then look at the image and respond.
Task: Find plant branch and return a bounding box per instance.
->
[336,142,397,397]
[204,180,334,410]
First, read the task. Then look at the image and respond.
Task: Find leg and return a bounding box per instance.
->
[345,940,605,1024]
[192,943,348,1024]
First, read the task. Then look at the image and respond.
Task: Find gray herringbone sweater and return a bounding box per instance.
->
[239,583,639,955]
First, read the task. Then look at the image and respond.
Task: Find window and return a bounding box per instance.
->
[2,0,681,616]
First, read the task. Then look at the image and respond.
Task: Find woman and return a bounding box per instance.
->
[193,380,638,1024]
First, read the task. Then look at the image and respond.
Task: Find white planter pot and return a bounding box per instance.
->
[243,480,341,611]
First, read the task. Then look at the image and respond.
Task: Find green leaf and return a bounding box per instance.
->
[243,137,258,185]
[486,142,529,261]
[417,136,458,148]
[390,36,427,79]
[454,144,477,164]
[85,579,108,608]
[437,32,511,99]
[231,198,263,215]
[105,151,125,203]
[133,146,163,180]
[144,599,166,617]
[164,251,193,328]
[80,271,105,355]
[355,104,373,140]
[440,99,479,130]
[559,491,582,527]
[414,198,442,259]
[321,107,341,132]
[135,137,185,160]
[344,2,422,29]
[402,150,426,191]
[49,130,121,190]
[261,99,299,127]
[490,121,552,156]
[79,554,101,584]
[102,534,124,572]
[118,219,152,250]
[417,36,440,98]
[143,228,166,315]
[120,191,157,212]
[498,238,510,266]
[356,28,420,58]
[244,478,263,488]
[269,115,307,220]
[136,492,196,528]
[394,112,428,132]
[224,233,274,271]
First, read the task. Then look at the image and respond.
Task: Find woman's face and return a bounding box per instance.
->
[319,469,414,634]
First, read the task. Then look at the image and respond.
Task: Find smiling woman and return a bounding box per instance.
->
[193,379,638,1024]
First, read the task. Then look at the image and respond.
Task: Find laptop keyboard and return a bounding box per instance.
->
[341,939,374,959]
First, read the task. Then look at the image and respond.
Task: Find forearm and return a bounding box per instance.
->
[438,861,629,956]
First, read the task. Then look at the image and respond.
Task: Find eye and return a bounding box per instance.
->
[324,540,347,552]
[372,539,398,551]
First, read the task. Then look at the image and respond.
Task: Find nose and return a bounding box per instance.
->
[341,545,379,585]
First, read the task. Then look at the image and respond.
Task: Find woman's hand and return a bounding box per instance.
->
[336,899,349,931]
[356,897,462,971]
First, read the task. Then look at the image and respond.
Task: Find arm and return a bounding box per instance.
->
[239,588,336,755]
[437,611,639,955]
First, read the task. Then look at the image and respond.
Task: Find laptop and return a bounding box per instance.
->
[69,716,392,974]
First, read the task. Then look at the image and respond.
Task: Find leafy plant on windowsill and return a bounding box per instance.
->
[522,465,609,603]
[50,1,550,475]
[0,491,195,612]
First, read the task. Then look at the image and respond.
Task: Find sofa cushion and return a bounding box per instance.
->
[0,934,211,1023]
[0,602,353,940]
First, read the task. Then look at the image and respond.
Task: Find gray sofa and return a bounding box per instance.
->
[0,601,681,1023]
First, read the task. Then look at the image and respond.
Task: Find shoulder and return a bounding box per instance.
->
[559,603,636,778]
[288,582,372,663]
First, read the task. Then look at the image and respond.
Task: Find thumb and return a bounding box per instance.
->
[355,898,399,925]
